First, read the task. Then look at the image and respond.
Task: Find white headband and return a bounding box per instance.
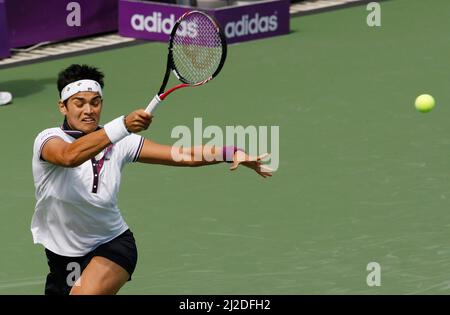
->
[60,79,103,101]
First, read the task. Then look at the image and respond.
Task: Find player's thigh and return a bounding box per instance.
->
[70,256,129,295]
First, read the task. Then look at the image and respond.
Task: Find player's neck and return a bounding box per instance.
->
[61,118,101,139]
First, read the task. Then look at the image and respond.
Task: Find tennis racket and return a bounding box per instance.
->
[145,10,227,114]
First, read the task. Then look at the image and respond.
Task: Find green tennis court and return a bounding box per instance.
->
[1,0,450,294]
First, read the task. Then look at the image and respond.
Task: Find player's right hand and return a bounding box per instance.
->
[124,109,152,133]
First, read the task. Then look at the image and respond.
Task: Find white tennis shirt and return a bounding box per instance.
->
[31,127,144,257]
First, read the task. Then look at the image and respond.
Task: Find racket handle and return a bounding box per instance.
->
[145,95,161,113]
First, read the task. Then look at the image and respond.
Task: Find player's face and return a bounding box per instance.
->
[59,91,103,134]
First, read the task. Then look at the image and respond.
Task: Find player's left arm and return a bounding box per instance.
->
[137,139,273,178]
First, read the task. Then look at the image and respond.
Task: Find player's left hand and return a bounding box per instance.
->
[229,152,273,178]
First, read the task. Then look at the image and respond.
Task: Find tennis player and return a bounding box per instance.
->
[31,64,272,295]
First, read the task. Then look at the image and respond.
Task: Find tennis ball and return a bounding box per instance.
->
[415,94,435,113]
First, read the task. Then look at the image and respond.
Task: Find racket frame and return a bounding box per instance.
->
[145,10,227,113]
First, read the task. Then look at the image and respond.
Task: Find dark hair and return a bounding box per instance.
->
[57,64,105,95]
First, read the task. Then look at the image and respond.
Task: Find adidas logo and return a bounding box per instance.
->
[131,12,198,37]
[225,13,278,38]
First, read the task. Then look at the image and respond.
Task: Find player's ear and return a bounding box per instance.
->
[58,100,68,116]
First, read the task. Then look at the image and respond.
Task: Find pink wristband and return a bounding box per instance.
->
[222,146,244,162]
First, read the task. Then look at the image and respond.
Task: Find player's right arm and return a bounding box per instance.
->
[41,129,112,167]
[42,110,151,167]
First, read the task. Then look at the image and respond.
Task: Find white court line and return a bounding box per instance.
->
[0,278,45,290]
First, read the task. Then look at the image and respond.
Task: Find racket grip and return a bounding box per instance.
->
[145,95,161,113]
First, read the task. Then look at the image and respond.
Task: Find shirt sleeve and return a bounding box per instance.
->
[115,134,145,165]
[33,128,64,162]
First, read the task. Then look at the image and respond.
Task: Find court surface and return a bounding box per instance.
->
[1,0,450,294]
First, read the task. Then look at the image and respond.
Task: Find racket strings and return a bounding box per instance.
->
[172,13,223,84]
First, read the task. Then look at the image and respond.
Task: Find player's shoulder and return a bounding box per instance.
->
[113,133,144,162]
[116,133,143,147]
[34,127,65,145]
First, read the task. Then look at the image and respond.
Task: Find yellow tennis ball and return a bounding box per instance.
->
[415,94,435,113]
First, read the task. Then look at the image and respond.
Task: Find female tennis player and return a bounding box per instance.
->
[31,64,272,295]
